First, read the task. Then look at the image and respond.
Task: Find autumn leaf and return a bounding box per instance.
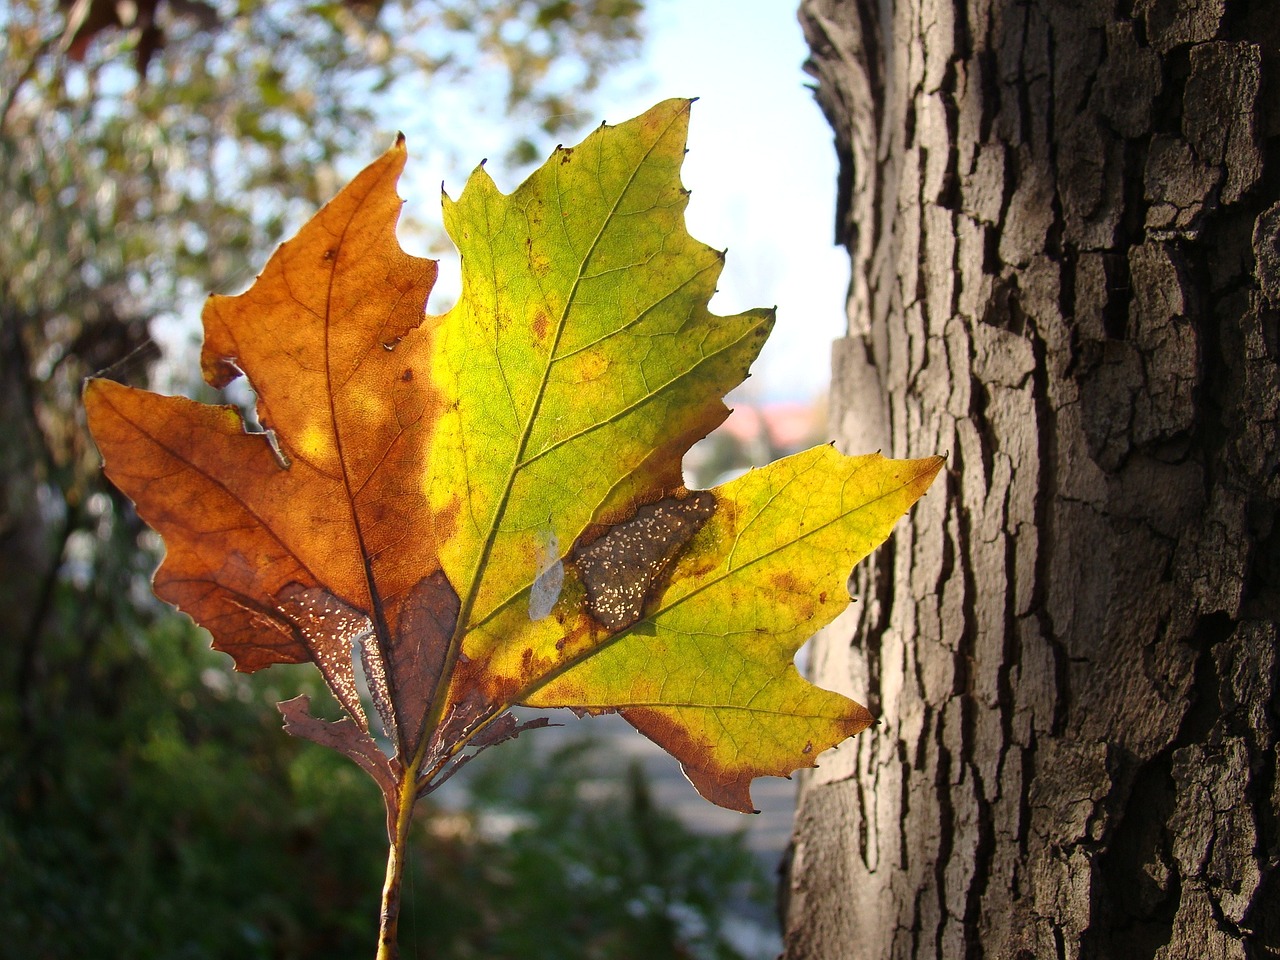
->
[84,99,942,953]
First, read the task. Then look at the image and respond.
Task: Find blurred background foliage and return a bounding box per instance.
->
[1,618,768,957]
[0,1,771,955]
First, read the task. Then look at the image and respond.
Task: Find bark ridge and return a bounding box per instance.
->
[788,0,1280,956]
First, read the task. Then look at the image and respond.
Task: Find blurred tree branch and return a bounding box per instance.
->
[0,0,645,888]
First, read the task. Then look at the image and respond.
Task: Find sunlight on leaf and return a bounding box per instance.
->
[85,99,943,954]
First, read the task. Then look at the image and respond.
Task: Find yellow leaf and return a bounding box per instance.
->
[84,101,943,820]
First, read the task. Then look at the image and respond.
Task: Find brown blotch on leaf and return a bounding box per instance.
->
[390,571,460,757]
[768,569,818,621]
[279,695,399,839]
[573,490,716,631]
[771,570,802,594]
[622,705,757,813]
[429,494,463,560]
[274,583,373,731]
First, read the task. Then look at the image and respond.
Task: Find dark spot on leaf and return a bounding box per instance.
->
[770,570,817,621]
[573,491,715,631]
[274,583,373,731]
[390,571,460,757]
[401,368,413,382]
[771,570,802,594]
[560,147,574,164]
[532,310,550,341]
[323,249,335,261]
[548,595,603,660]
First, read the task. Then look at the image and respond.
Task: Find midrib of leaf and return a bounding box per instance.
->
[506,455,941,708]
[469,314,769,631]
[321,165,398,657]
[419,112,679,759]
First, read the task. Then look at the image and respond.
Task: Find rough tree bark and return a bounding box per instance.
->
[784,0,1279,957]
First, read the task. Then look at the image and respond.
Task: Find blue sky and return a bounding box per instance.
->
[626,0,849,404]
[398,0,848,405]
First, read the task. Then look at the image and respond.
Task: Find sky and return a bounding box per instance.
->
[396,0,850,405]
[622,0,850,404]
[150,2,849,408]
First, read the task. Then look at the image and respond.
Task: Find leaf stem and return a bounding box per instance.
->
[376,766,421,960]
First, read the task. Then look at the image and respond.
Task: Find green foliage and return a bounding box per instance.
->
[1,618,375,957]
[452,737,772,960]
[0,617,767,958]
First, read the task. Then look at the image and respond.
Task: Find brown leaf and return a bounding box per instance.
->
[387,572,460,756]
[278,694,399,835]
[59,0,218,74]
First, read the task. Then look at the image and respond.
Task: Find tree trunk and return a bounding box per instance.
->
[785,0,1279,957]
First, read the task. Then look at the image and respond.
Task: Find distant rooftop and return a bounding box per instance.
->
[718,399,827,454]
